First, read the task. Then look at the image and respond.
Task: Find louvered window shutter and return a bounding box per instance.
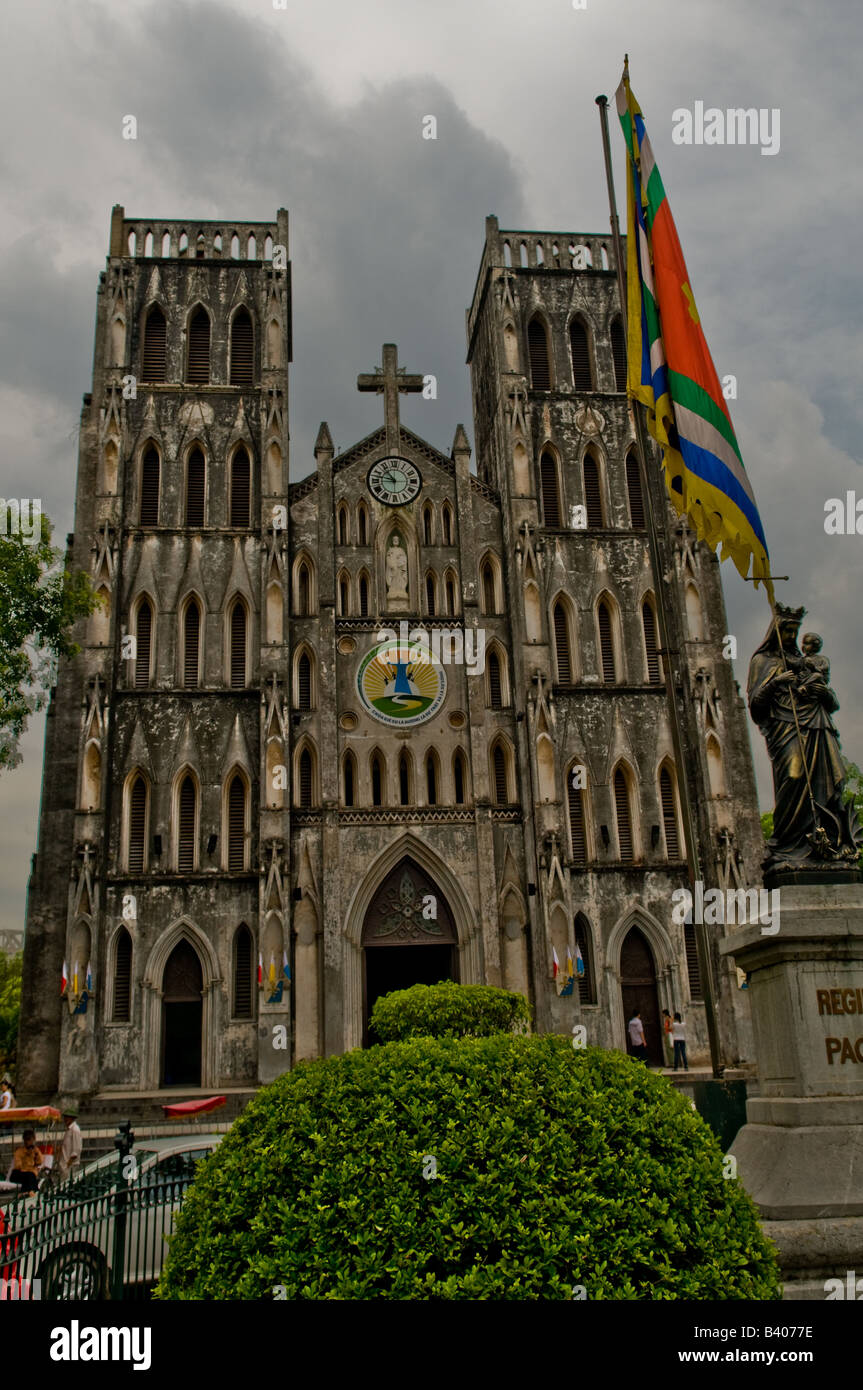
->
[583,456,603,528]
[298,653,312,709]
[186,449,205,527]
[611,319,627,392]
[426,575,436,616]
[575,919,595,1004]
[298,750,312,808]
[570,319,592,390]
[568,783,587,865]
[140,449,160,526]
[233,927,252,1017]
[230,602,246,688]
[554,603,571,683]
[298,565,310,615]
[660,767,680,858]
[359,576,369,616]
[358,510,367,545]
[135,602,152,688]
[339,577,348,615]
[187,308,210,383]
[230,448,251,527]
[112,929,132,1022]
[230,309,254,386]
[184,600,200,687]
[482,566,495,614]
[228,775,246,868]
[178,775,196,871]
[614,768,634,861]
[626,454,645,528]
[128,778,146,872]
[488,651,503,709]
[685,924,703,998]
[643,603,661,684]
[598,603,616,682]
[493,746,508,804]
[540,454,561,527]
[528,320,551,389]
[142,307,167,382]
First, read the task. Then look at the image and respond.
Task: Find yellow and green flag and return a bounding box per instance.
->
[616,62,772,598]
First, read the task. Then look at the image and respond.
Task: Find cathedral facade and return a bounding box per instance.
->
[18,206,764,1104]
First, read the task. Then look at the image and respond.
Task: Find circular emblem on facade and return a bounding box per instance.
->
[367,456,422,507]
[337,635,357,656]
[357,639,446,727]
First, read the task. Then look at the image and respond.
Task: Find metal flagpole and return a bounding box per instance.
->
[595,84,725,1076]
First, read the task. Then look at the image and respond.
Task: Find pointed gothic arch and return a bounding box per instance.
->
[180,592,203,687]
[343,749,357,807]
[369,747,387,807]
[527,315,552,390]
[551,593,577,684]
[612,760,639,862]
[172,766,200,872]
[229,305,254,386]
[293,738,319,809]
[80,739,102,811]
[582,450,605,528]
[485,641,510,709]
[337,569,350,616]
[139,443,161,526]
[539,448,562,528]
[569,315,594,391]
[109,924,133,1023]
[223,766,251,870]
[185,444,206,527]
[293,644,316,710]
[337,503,350,547]
[229,444,251,528]
[490,736,516,805]
[357,501,369,547]
[225,595,249,688]
[596,591,623,683]
[292,552,316,615]
[706,733,725,797]
[566,762,591,865]
[479,552,502,615]
[133,593,155,688]
[141,918,221,1089]
[658,760,683,859]
[123,769,150,873]
[452,748,469,805]
[141,304,167,382]
[610,316,627,392]
[641,594,662,684]
[265,737,285,808]
[186,303,211,384]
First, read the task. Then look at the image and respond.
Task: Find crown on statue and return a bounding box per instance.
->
[774,603,807,624]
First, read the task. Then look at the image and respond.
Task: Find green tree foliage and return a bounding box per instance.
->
[0,951,22,1074]
[156,1035,781,1301]
[370,980,530,1041]
[760,811,773,841]
[843,762,863,867]
[0,515,98,770]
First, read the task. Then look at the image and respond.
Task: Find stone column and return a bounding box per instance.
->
[721,882,863,1298]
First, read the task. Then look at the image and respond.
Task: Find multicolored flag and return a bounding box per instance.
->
[282,950,291,983]
[560,949,575,998]
[575,943,585,979]
[616,61,772,599]
[72,961,79,997]
[268,956,277,991]
[85,961,93,993]
[60,960,68,996]
[552,947,560,981]
[257,952,263,988]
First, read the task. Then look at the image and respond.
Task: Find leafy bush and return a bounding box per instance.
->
[0,950,21,1073]
[156,1038,781,1301]
[370,980,530,1041]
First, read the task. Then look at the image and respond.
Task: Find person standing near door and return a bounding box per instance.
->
[672,1012,688,1071]
[627,1010,648,1062]
[661,1010,674,1067]
[57,1108,83,1183]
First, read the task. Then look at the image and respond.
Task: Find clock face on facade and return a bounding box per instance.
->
[367,457,422,507]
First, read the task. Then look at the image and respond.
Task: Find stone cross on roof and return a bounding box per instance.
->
[357,343,423,454]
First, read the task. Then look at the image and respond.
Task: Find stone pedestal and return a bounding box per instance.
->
[721,882,863,1298]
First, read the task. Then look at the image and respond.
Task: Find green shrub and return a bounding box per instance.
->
[370,980,530,1041]
[156,1038,781,1301]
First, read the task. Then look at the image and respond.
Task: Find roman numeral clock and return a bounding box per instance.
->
[367,457,422,507]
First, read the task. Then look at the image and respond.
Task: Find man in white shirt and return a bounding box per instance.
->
[57,1108,83,1182]
[628,1011,648,1062]
[672,1013,688,1071]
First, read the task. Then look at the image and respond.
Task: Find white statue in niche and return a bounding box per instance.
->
[385,534,409,606]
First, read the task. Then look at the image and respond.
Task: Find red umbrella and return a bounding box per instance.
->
[161,1096,227,1119]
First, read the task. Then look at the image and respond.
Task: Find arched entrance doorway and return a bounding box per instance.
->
[161,939,203,1086]
[362,857,457,1042]
[620,925,663,1066]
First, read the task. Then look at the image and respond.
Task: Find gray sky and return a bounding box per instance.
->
[1,0,861,933]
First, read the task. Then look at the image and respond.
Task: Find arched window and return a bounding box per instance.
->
[614,766,635,862]
[426,751,438,805]
[127,774,148,873]
[141,305,167,382]
[177,231,188,256]
[371,752,385,807]
[445,573,456,616]
[229,599,247,688]
[574,914,596,1005]
[487,648,503,709]
[298,748,313,808]
[685,923,703,1000]
[568,774,588,865]
[481,560,496,615]
[135,599,152,688]
[357,505,368,546]
[112,928,132,1022]
[453,750,467,805]
[230,307,254,386]
[358,573,370,617]
[626,452,645,528]
[297,650,313,710]
[140,447,160,526]
[399,751,412,806]
[296,559,312,616]
[442,505,453,546]
[177,773,197,871]
[569,318,593,390]
[227,773,247,869]
[597,601,616,683]
[338,572,349,616]
[642,600,661,683]
[528,318,551,389]
[423,504,433,546]
[195,233,206,260]
[425,573,437,616]
[343,751,356,807]
[232,925,253,1018]
[491,742,510,806]
[582,454,604,528]
[660,765,681,858]
[706,735,725,798]
[186,306,210,383]
[610,317,627,392]
[186,447,205,527]
[81,741,101,810]
[182,597,201,687]
[540,451,561,528]
[553,600,572,684]
[338,506,349,546]
[230,447,251,527]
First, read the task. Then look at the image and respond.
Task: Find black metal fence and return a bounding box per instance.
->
[1,1160,194,1301]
